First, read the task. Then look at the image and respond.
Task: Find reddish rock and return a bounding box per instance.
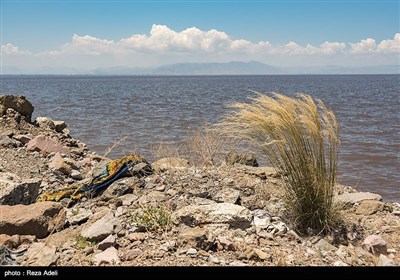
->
[48,153,78,175]
[0,202,64,238]
[124,248,142,260]
[0,95,34,122]
[27,135,68,155]
[362,235,387,255]
[0,234,36,248]
[93,247,120,265]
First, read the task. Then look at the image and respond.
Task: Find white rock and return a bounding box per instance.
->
[207,255,220,264]
[186,248,197,255]
[377,254,398,266]
[214,188,240,204]
[315,239,338,252]
[173,202,252,228]
[253,209,271,229]
[333,261,349,266]
[120,193,138,206]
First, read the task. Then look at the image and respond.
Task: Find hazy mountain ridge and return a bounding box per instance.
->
[3,61,399,75]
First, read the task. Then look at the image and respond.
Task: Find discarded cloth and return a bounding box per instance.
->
[36,154,152,204]
[0,246,27,266]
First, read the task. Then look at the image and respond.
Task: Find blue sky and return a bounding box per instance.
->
[1,0,399,72]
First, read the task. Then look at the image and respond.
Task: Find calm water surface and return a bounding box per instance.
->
[1,75,399,202]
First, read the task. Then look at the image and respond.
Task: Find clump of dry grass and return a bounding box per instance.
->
[131,205,172,233]
[152,126,240,167]
[220,92,340,234]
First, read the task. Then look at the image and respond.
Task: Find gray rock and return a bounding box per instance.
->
[0,135,22,148]
[70,170,82,180]
[362,235,387,255]
[53,120,67,132]
[315,239,338,252]
[253,248,269,260]
[216,236,236,251]
[207,255,220,264]
[159,240,176,252]
[66,208,92,225]
[234,164,278,179]
[186,248,197,255]
[93,247,120,265]
[179,227,212,250]
[0,95,34,122]
[214,188,240,204]
[23,243,58,266]
[120,194,138,206]
[127,232,147,242]
[124,248,142,260]
[377,254,398,266]
[13,134,33,145]
[355,200,384,215]
[173,202,252,228]
[152,157,190,172]
[137,191,167,204]
[335,192,382,207]
[225,152,258,167]
[35,117,55,130]
[102,177,139,198]
[0,173,41,205]
[81,213,118,242]
[97,235,116,251]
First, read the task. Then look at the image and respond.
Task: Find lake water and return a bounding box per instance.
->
[1,75,399,202]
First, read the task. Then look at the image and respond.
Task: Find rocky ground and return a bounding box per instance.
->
[0,95,399,267]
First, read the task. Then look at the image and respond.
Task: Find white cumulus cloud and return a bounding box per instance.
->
[2,25,399,71]
[350,38,377,53]
[1,43,31,55]
[377,33,400,53]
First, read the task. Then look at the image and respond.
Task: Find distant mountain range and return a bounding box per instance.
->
[3,61,399,75]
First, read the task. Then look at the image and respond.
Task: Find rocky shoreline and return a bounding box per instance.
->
[0,95,399,266]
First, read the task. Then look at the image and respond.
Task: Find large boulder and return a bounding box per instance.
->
[173,202,252,229]
[0,95,34,122]
[0,202,64,238]
[23,242,58,266]
[362,235,387,255]
[27,135,69,155]
[335,192,382,208]
[0,172,41,205]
